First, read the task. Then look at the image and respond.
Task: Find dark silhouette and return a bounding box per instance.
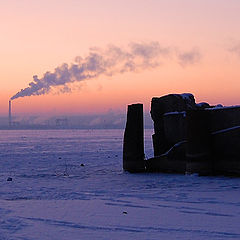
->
[123,93,240,176]
[123,104,145,172]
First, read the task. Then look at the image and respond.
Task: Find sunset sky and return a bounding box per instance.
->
[1,0,240,116]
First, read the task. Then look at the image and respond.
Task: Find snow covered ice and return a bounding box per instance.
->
[0,129,240,240]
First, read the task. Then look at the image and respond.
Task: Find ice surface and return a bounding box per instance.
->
[0,129,240,240]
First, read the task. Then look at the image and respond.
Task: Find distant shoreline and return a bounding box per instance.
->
[0,126,154,130]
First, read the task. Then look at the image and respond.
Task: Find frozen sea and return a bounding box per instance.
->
[0,129,240,240]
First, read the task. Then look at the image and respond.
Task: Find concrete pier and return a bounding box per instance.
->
[150,94,196,156]
[123,104,145,172]
[124,94,240,176]
[186,110,212,175]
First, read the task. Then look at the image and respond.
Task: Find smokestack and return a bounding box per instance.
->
[9,100,12,127]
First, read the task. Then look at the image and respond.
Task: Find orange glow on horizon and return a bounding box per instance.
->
[1,1,240,116]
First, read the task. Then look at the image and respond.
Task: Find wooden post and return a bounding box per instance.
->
[123,104,145,172]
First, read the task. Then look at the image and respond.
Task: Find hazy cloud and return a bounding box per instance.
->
[0,111,154,129]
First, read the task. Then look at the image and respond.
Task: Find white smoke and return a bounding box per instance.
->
[177,48,201,67]
[229,42,240,58]
[11,42,200,100]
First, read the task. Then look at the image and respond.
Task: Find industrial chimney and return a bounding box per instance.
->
[9,100,12,127]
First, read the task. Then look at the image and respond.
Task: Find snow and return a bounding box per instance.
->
[160,140,187,157]
[196,102,209,108]
[206,105,240,110]
[212,125,240,135]
[0,129,240,239]
[180,93,193,101]
[163,111,185,116]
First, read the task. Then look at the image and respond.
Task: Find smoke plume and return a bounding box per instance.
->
[11,42,200,100]
[229,42,240,58]
[177,48,201,67]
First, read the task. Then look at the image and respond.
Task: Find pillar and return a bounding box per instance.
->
[123,104,145,172]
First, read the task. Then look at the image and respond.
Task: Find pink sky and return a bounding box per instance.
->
[1,0,240,115]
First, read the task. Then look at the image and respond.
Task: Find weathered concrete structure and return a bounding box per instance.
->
[150,94,196,156]
[123,103,145,172]
[123,93,240,176]
[186,109,212,175]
